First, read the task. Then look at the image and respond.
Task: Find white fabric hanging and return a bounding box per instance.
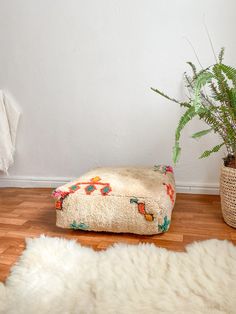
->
[0,91,21,173]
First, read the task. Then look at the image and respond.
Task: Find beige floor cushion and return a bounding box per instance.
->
[52,166,176,235]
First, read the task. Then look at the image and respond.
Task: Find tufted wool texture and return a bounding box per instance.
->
[1,236,236,314]
[52,166,176,235]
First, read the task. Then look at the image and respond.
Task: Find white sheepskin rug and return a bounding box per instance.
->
[0,236,236,314]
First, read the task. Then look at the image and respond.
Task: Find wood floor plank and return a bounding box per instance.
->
[0,188,235,282]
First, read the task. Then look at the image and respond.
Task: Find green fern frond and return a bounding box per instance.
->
[175,106,199,142]
[212,64,230,104]
[173,106,202,163]
[199,143,224,159]
[172,142,181,164]
[191,128,213,139]
[210,82,224,102]
[187,61,197,79]
[192,71,214,111]
[194,71,213,88]
[151,48,236,162]
[219,64,236,88]
[228,88,236,116]
[218,47,225,64]
[150,87,190,108]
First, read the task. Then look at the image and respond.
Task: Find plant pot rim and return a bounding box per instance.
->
[221,163,236,173]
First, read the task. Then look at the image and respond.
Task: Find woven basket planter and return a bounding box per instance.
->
[220,164,236,228]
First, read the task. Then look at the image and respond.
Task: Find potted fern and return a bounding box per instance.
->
[152,48,236,228]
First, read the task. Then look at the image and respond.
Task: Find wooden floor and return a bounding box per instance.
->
[0,188,236,282]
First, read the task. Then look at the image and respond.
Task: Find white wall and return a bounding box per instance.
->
[0,0,235,193]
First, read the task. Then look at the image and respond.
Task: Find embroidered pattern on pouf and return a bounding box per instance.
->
[52,176,112,210]
[154,165,173,175]
[52,167,176,235]
[130,197,154,222]
[163,183,175,204]
[158,216,170,232]
[70,221,89,230]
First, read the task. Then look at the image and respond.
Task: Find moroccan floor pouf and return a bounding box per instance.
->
[52,166,176,235]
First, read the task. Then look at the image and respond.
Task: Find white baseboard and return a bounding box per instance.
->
[0,176,73,188]
[176,182,219,195]
[0,176,220,195]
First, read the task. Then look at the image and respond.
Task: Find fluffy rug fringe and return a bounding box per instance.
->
[1,236,236,314]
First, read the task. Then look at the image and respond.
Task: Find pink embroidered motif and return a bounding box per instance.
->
[154,165,174,175]
[165,166,173,174]
[52,190,69,199]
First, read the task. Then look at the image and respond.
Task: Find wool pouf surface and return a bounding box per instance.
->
[0,236,236,314]
[52,166,176,235]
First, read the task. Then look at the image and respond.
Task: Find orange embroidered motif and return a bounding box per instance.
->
[91,176,101,182]
[52,190,70,210]
[163,183,175,204]
[130,197,154,222]
[55,200,63,210]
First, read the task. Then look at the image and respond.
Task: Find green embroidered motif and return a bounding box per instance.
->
[70,185,78,191]
[158,216,170,232]
[85,184,96,195]
[130,197,139,204]
[70,220,89,230]
[101,186,110,194]
[154,165,173,175]
[87,185,95,191]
